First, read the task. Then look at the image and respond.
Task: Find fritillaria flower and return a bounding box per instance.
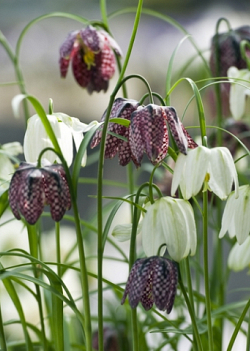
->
[142,197,197,262]
[8,161,71,225]
[228,236,250,272]
[171,146,239,201]
[219,185,250,244]
[121,256,178,313]
[24,112,96,167]
[59,25,122,93]
[91,98,197,167]
[210,25,250,78]
[227,66,250,120]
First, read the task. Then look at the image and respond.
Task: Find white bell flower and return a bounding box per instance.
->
[0,142,23,195]
[228,236,250,272]
[219,185,250,244]
[141,197,197,262]
[24,113,97,167]
[228,66,250,120]
[171,146,239,201]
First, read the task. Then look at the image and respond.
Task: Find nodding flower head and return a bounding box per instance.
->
[59,25,122,94]
[8,162,71,225]
[210,25,250,78]
[121,256,178,314]
[91,98,197,167]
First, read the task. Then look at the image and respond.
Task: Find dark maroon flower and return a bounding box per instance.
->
[130,105,197,166]
[8,162,71,225]
[121,256,178,313]
[91,98,197,167]
[91,98,140,166]
[210,25,250,78]
[59,25,122,94]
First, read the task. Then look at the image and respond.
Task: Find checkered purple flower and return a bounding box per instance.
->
[121,256,178,313]
[8,162,71,225]
[59,25,122,93]
[91,98,197,167]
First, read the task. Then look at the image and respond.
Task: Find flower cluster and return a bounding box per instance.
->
[59,25,122,93]
[91,98,197,167]
[8,161,71,225]
[121,256,178,314]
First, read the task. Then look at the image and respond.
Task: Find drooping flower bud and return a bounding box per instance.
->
[9,162,71,225]
[121,256,178,313]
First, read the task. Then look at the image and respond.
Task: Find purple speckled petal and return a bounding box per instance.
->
[42,166,71,222]
[18,168,45,225]
[80,26,100,52]
[129,105,167,166]
[152,258,178,313]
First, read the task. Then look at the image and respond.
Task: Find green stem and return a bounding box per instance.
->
[71,199,92,351]
[0,31,30,122]
[179,279,203,351]
[100,0,108,29]
[27,224,48,351]
[55,222,62,278]
[126,162,135,220]
[0,304,7,351]
[203,191,213,351]
[96,1,144,350]
[184,257,197,351]
[227,299,250,351]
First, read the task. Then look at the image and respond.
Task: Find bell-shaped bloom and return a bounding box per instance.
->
[91,98,197,167]
[59,25,122,93]
[8,161,71,225]
[228,236,250,271]
[142,197,197,262]
[171,146,239,201]
[91,98,140,166]
[210,25,250,79]
[219,185,250,244]
[121,256,178,313]
[227,66,250,120]
[0,142,23,195]
[24,112,96,167]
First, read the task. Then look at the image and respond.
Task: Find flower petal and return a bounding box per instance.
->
[142,200,167,257]
[18,169,45,224]
[208,147,238,200]
[152,258,178,313]
[228,236,250,271]
[171,146,210,200]
[228,67,250,120]
[163,107,188,154]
